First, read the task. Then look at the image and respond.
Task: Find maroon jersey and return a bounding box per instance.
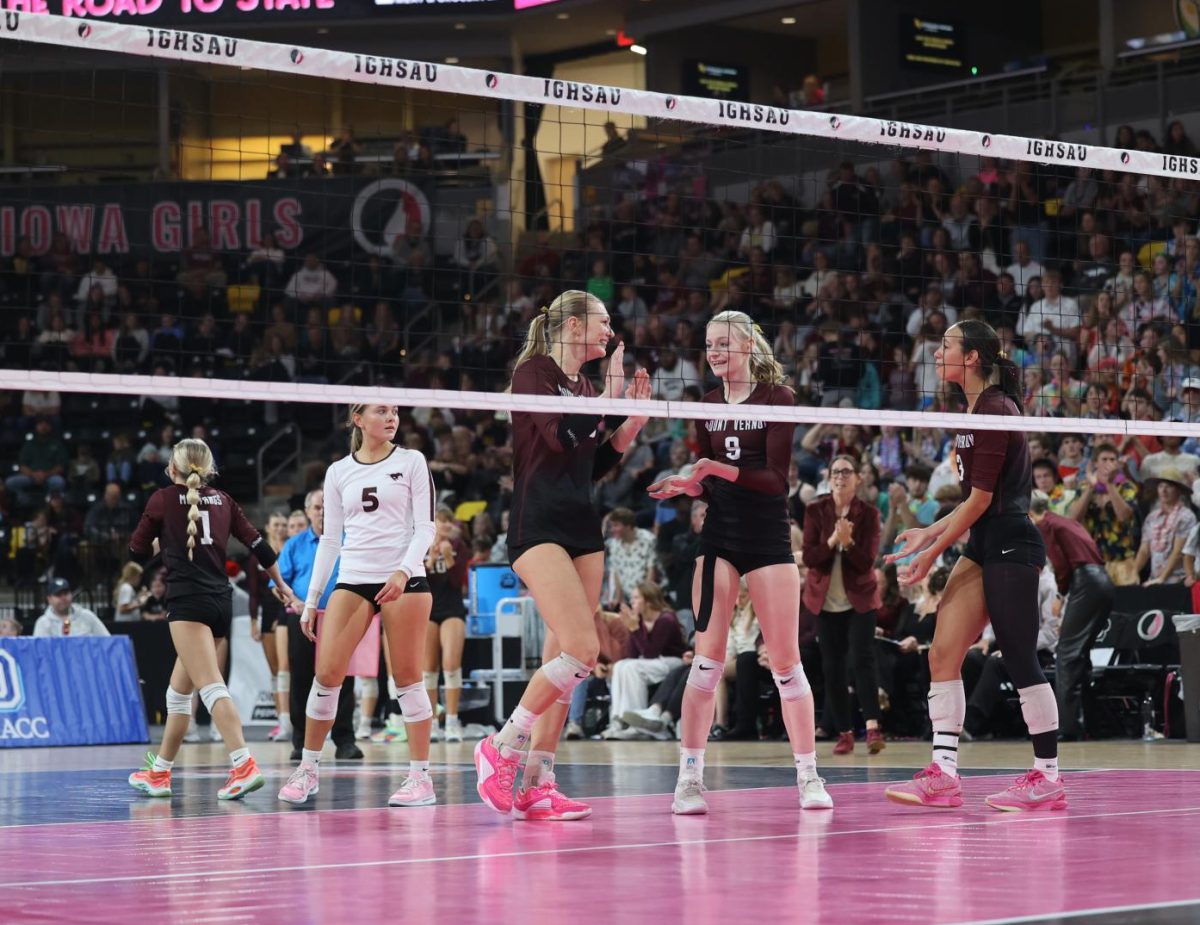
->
[954,385,1033,520]
[129,485,273,600]
[428,536,469,618]
[697,382,796,553]
[509,354,620,551]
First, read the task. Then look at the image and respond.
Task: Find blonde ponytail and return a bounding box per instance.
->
[347,403,366,453]
[708,310,787,385]
[168,438,216,561]
[508,289,603,389]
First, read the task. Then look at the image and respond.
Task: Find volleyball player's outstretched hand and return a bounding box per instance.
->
[299,607,319,642]
[602,342,626,399]
[885,526,932,564]
[897,548,935,587]
[625,367,651,401]
[375,570,411,605]
[647,474,703,500]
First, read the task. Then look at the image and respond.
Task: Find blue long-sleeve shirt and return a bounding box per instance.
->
[275,527,338,609]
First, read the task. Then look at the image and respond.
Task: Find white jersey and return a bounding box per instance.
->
[306,446,436,601]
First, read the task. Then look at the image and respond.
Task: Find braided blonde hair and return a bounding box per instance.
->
[707,310,786,385]
[510,289,604,383]
[170,438,216,561]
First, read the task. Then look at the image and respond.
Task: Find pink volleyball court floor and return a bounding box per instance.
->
[1,754,1198,925]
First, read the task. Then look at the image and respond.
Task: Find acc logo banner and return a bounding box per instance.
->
[0,648,25,712]
[350,178,432,258]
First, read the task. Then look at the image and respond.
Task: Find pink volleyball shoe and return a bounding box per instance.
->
[474,734,521,815]
[985,770,1068,812]
[512,775,593,821]
[884,763,964,808]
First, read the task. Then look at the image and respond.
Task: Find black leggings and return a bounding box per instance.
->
[817,609,881,732]
[980,562,1048,691]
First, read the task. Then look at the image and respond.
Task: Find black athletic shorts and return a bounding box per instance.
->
[334,578,432,614]
[260,595,287,633]
[700,542,795,577]
[167,589,233,639]
[962,514,1046,569]
[430,597,467,625]
[507,539,604,566]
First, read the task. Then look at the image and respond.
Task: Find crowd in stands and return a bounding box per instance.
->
[4,119,1200,741]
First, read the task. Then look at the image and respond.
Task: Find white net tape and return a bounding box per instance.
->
[1,12,1196,439]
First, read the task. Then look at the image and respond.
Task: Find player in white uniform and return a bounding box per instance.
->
[278,404,437,807]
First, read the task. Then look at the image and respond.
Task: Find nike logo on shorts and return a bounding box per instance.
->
[1002,548,1015,555]
[698,665,714,671]
[317,692,330,697]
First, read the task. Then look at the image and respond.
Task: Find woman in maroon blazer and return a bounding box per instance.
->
[802,454,884,755]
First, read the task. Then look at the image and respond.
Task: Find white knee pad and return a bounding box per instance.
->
[1018,683,1059,735]
[276,670,290,695]
[542,652,592,694]
[198,682,231,714]
[928,679,966,732]
[772,663,812,702]
[443,667,463,689]
[423,671,440,691]
[686,655,724,693]
[358,678,379,700]
[165,686,193,716]
[306,680,340,722]
[396,680,433,723]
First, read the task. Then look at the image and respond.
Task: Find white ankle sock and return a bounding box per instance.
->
[523,750,555,790]
[680,748,705,778]
[301,748,322,768]
[794,751,818,781]
[410,759,431,778]
[1034,757,1059,782]
[152,755,174,772]
[495,705,538,749]
[230,747,250,768]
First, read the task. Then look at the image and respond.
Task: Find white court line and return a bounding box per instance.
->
[942,896,1200,925]
[3,804,1199,891]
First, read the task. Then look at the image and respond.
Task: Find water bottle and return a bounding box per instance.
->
[1141,693,1156,741]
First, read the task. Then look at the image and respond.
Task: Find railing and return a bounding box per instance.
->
[255,422,301,509]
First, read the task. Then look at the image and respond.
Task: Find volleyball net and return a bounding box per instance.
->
[1,10,1199,474]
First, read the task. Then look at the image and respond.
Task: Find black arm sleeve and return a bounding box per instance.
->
[593,440,623,481]
[250,540,278,570]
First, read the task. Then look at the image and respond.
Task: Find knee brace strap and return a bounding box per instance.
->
[198,682,231,714]
[443,667,463,689]
[276,670,290,695]
[306,680,340,722]
[396,680,433,723]
[359,677,379,700]
[166,686,193,716]
[423,671,440,692]
[1018,682,1059,735]
[686,655,724,693]
[772,663,812,702]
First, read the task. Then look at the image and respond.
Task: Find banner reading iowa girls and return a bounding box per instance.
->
[0,175,434,263]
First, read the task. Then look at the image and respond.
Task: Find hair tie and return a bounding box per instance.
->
[540,305,550,315]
